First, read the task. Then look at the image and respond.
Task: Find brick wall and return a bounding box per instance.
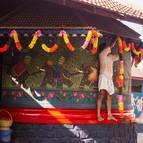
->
[12,123,137,143]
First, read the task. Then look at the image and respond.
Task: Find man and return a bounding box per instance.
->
[97,44,119,121]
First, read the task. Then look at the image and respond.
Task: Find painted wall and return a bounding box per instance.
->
[0,30,132,109]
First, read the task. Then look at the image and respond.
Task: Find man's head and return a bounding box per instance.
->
[98,42,111,54]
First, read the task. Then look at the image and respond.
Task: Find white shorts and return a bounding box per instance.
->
[98,74,114,95]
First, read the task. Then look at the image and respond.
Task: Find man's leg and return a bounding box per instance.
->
[106,94,117,121]
[97,90,106,121]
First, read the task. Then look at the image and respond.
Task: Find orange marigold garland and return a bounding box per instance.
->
[29,30,42,49]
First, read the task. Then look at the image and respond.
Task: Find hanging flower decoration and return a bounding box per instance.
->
[117,60,124,87]
[10,30,22,51]
[62,30,75,52]
[117,37,123,54]
[0,39,11,53]
[117,37,124,87]
[117,95,124,118]
[131,42,141,56]
[91,29,101,54]
[29,30,42,49]
[41,43,59,53]
[81,30,93,49]
[122,40,131,52]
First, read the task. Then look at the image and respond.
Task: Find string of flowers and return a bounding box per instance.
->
[131,42,141,56]
[29,30,42,49]
[117,37,124,88]
[41,43,59,53]
[117,95,124,118]
[62,30,75,52]
[81,30,93,49]
[91,29,101,54]
[10,30,22,51]
[0,39,11,53]
[122,40,131,52]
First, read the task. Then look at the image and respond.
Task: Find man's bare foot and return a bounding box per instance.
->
[107,115,117,121]
[97,116,104,121]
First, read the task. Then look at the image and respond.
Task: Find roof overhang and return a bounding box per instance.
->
[45,0,143,25]
[0,0,141,40]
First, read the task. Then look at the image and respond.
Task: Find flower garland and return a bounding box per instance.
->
[117,60,124,88]
[131,42,141,56]
[58,29,101,54]
[91,29,101,55]
[41,43,59,53]
[0,39,11,53]
[122,40,131,52]
[81,30,93,49]
[117,95,124,118]
[117,37,124,88]
[29,30,42,49]
[117,37,123,54]
[62,30,75,52]
[10,30,22,51]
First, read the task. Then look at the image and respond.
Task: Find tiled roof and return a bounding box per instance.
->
[0,2,83,28]
[0,0,140,39]
[71,0,143,23]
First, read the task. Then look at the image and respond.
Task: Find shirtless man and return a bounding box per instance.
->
[97,44,119,121]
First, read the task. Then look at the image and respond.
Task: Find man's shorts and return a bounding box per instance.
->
[98,74,114,95]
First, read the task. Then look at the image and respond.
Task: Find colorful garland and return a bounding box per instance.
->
[131,42,141,56]
[0,39,11,53]
[117,60,124,88]
[117,37,123,54]
[62,30,75,52]
[117,95,124,118]
[122,40,131,52]
[91,37,98,54]
[117,37,124,87]
[29,30,42,49]
[41,44,59,53]
[81,30,93,49]
[10,30,22,51]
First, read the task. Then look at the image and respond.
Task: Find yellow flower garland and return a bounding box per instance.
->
[41,44,59,53]
[63,31,75,52]
[29,30,42,49]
